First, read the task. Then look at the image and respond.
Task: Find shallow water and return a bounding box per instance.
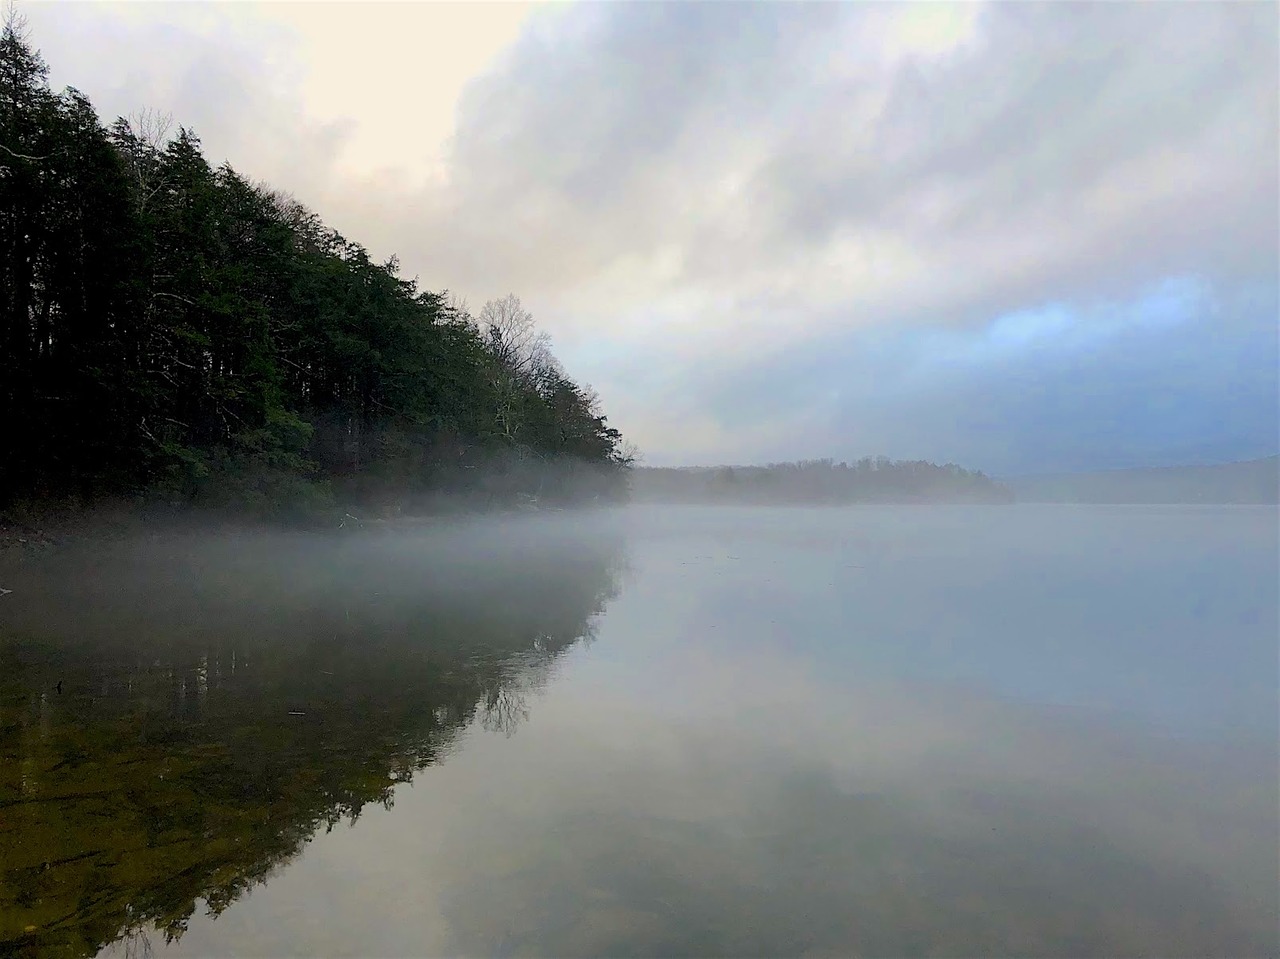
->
[2,505,1276,957]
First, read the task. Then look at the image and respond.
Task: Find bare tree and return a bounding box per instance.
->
[116,108,174,213]
[129,107,174,153]
[616,440,642,467]
[442,290,471,324]
[477,294,564,445]
[576,382,603,417]
[3,1,27,41]
[477,294,557,383]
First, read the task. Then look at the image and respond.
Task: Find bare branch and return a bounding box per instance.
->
[0,141,52,162]
[127,107,174,152]
[3,1,29,39]
[151,291,196,307]
[478,294,556,381]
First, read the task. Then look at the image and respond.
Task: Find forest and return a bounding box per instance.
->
[631,458,1014,505]
[0,16,632,522]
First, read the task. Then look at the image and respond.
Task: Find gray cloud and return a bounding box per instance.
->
[675,281,1280,474]
[24,1,1279,467]
[433,2,1276,318]
[38,2,1273,321]
[26,3,357,220]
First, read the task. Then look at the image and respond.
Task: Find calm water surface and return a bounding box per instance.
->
[2,505,1276,957]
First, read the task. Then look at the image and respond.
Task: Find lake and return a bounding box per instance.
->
[2,505,1276,957]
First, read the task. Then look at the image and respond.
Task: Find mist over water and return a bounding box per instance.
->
[3,4,1275,956]
[3,505,1276,957]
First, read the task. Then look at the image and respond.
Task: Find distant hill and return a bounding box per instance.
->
[630,458,1013,505]
[1007,456,1279,504]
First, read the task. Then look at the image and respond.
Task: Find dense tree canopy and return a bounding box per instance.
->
[0,17,631,518]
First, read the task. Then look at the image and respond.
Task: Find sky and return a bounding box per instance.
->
[26,1,1279,474]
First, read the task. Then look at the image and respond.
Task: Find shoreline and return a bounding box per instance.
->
[0,495,614,562]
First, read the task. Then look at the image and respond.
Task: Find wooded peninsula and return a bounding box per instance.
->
[0,18,632,523]
[631,460,1013,505]
[0,20,1016,528]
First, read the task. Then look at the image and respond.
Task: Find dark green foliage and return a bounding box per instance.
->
[0,19,630,518]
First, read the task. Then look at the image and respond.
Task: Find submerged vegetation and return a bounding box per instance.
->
[0,16,631,521]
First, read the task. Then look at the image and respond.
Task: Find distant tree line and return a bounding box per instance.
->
[631,458,1014,505]
[0,16,632,519]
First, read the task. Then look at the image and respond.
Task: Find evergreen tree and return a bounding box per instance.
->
[0,20,632,517]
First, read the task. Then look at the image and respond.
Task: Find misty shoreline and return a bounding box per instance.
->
[0,495,585,566]
[8,489,1275,566]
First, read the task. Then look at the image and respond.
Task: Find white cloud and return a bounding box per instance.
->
[23,0,1278,465]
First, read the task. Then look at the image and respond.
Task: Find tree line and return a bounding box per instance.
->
[631,458,1014,504]
[0,15,632,520]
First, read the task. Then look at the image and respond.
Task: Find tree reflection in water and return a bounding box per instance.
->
[0,517,624,958]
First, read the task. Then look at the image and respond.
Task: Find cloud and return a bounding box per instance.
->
[25,2,357,203]
[22,1,1278,468]
[435,3,1275,314]
[669,279,1278,473]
